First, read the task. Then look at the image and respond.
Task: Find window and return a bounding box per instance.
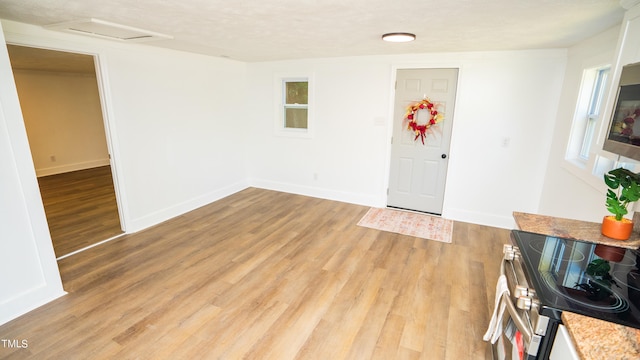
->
[566,66,610,164]
[283,80,308,129]
[564,65,640,188]
[275,74,313,138]
[579,67,609,159]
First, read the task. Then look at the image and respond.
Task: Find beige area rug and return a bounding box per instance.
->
[357,207,453,243]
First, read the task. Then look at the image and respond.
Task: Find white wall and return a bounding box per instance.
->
[247,59,393,206]
[0,20,249,325]
[540,5,640,222]
[102,42,248,231]
[3,21,249,233]
[247,50,567,228]
[14,70,109,176]
[0,21,65,326]
[538,27,620,222]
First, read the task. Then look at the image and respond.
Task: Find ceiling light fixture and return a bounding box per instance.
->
[382,32,416,42]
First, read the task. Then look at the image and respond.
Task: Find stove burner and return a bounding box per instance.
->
[539,271,630,313]
[527,240,586,262]
[613,270,640,292]
[527,240,546,254]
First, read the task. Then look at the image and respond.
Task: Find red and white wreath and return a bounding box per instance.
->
[404,98,444,144]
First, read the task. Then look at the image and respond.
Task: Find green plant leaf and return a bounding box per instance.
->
[604,167,640,220]
[606,198,627,219]
[604,173,620,189]
[625,181,640,202]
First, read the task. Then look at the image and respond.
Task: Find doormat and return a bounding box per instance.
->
[357,207,453,243]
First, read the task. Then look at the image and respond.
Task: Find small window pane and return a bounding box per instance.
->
[285,108,308,129]
[286,82,308,104]
[579,118,597,159]
[588,68,609,116]
[577,67,610,160]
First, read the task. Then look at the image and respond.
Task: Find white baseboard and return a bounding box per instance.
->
[36,159,111,177]
[127,181,250,233]
[249,178,381,208]
[0,285,66,326]
[443,207,516,229]
[249,179,516,229]
[124,177,515,242]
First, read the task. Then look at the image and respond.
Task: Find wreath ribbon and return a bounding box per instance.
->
[404,98,443,144]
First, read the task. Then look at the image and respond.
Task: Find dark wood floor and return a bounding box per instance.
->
[37,166,123,257]
[0,188,509,359]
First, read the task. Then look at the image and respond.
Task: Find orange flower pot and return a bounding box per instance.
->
[601,216,633,240]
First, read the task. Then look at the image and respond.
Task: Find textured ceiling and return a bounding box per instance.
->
[0,0,632,64]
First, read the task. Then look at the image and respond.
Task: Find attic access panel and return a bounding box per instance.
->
[45,18,172,42]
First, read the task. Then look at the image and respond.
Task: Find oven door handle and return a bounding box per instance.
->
[500,258,533,345]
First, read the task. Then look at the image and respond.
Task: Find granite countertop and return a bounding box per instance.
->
[562,312,640,360]
[513,212,640,250]
[512,211,640,359]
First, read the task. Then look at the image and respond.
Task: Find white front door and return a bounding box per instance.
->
[388,68,458,214]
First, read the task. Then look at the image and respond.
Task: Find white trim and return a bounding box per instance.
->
[56,233,126,260]
[0,21,66,326]
[273,72,315,139]
[249,178,379,208]
[92,51,128,234]
[35,159,110,177]
[444,207,516,229]
[0,286,67,326]
[127,181,249,233]
[4,31,130,234]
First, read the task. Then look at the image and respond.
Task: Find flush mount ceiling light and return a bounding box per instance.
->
[381,32,416,42]
[45,18,172,42]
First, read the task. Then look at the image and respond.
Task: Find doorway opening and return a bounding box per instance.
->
[6,44,124,259]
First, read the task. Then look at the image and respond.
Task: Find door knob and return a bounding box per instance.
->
[441,154,447,159]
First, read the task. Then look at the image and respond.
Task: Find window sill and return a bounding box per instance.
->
[274,128,314,139]
[561,158,606,193]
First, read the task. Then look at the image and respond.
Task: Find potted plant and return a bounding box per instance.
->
[602,167,640,240]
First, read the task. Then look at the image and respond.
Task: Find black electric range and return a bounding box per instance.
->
[512,230,640,330]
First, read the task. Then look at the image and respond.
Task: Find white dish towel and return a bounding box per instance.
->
[483,274,510,344]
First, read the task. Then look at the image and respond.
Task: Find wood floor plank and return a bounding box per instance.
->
[204,301,289,360]
[0,188,510,359]
[371,313,405,359]
[299,267,387,359]
[344,287,398,360]
[242,270,345,360]
[37,166,123,257]
[421,283,451,360]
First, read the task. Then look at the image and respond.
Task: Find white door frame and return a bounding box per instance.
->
[384,62,464,217]
[4,37,130,234]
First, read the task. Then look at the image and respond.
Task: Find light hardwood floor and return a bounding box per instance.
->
[37,166,123,257]
[0,188,510,359]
